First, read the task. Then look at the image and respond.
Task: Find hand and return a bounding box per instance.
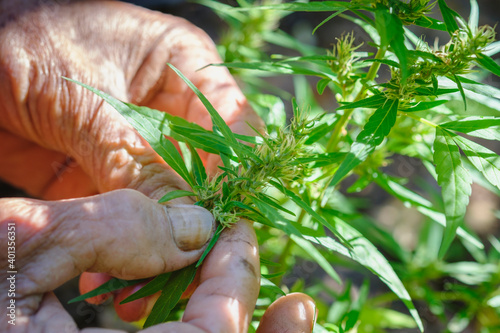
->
[0,1,316,332]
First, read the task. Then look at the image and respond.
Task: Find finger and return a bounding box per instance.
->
[176,220,260,333]
[134,220,260,333]
[1,1,260,200]
[79,272,113,305]
[114,283,160,323]
[0,189,214,317]
[256,293,317,333]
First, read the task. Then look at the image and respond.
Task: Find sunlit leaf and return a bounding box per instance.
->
[143,264,197,328]
[433,128,472,258]
[120,273,171,304]
[158,190,196,204]
[331,99,398,186]
[453,135,500,191]
[68,278,145,304]
[64,77,195,188]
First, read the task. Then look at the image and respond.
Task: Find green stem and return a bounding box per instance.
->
[326,46,387,152]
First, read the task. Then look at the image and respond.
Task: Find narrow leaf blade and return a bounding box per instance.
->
[158,190,196,203]
[433,128,472,257]
[143,264,197,328]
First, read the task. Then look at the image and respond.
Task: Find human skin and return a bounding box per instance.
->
[0,0,316,332]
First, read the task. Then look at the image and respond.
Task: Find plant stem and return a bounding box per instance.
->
[326,46,387,152]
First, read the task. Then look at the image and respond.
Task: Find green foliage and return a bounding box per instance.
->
[68,0,500,331]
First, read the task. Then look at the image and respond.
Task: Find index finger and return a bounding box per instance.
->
[142,220,259,333]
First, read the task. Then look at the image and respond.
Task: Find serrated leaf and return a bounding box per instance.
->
[403,100,449,112]
[68,278,145,304]
[373,172,483,250]
[375,7,408,83]
[252,193,296,216]
[413,16,447,31]
[64,78,195,188]
[313,10,347,34]
[475,53,500,77]
[260,277,286,296]
[440,117,500,140]
[120,273,171,304]
[453,135,500,190]
[167,64,243,162]
[317,78,331,95]
[313,212,424,332]
[143,264,197,328]
[158,190,196,203]
[188,144,207,187]
[450,74,467,110]
[437,0,460,34]
[213,61,336,81]
[433,128,472,258]
[294,152,347,168]
[290,234,341,284]
[233,1,353,12]
[331,99,398,186]
[269,180,351,248]
[336,94,387,110]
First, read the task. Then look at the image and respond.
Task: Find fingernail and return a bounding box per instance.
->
[165,204,214,251]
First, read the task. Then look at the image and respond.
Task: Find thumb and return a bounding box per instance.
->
[0,189,214,315]
[256,293,317,333]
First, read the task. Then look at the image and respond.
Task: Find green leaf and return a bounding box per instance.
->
[375,6,408,83]
[68,278,145,304]
[120,273,171,304]
[188,144,208,187]
[437,0,460,34]
[233,1,353,12]
[269,180,351,247]
[433,128,472,258]
[290,234,341,284]
[440,117,500,132]
[212,61,336,81]
[336,94,387,110]
[440,117,500,140]
[316,213,424,332]
[260,277,285,296]
[373,172,483,250]
[313,10,347,34]
[331,99,398,186]
[143,264,197,328]
[451,74,467,110]
[413,16,447,31]
[294,152,347,168]
[468,0,479,33]
[158,190,196,204]
[317,78,331,95]
[453,135,500,191]
[402,100,449,112]
[252,193,296,216]
[63,77,195,188]
[475,53,500,77]
[167,64,243,162]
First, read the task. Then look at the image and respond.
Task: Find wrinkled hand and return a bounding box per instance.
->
[0,1,316,332]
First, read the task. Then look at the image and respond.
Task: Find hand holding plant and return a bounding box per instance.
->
[0,1,316,332]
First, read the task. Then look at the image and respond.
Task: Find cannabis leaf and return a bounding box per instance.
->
[433,128,472,258]
[331,99,399,186]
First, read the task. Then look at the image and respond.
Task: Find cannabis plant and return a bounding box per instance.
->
[71,0,500,331]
